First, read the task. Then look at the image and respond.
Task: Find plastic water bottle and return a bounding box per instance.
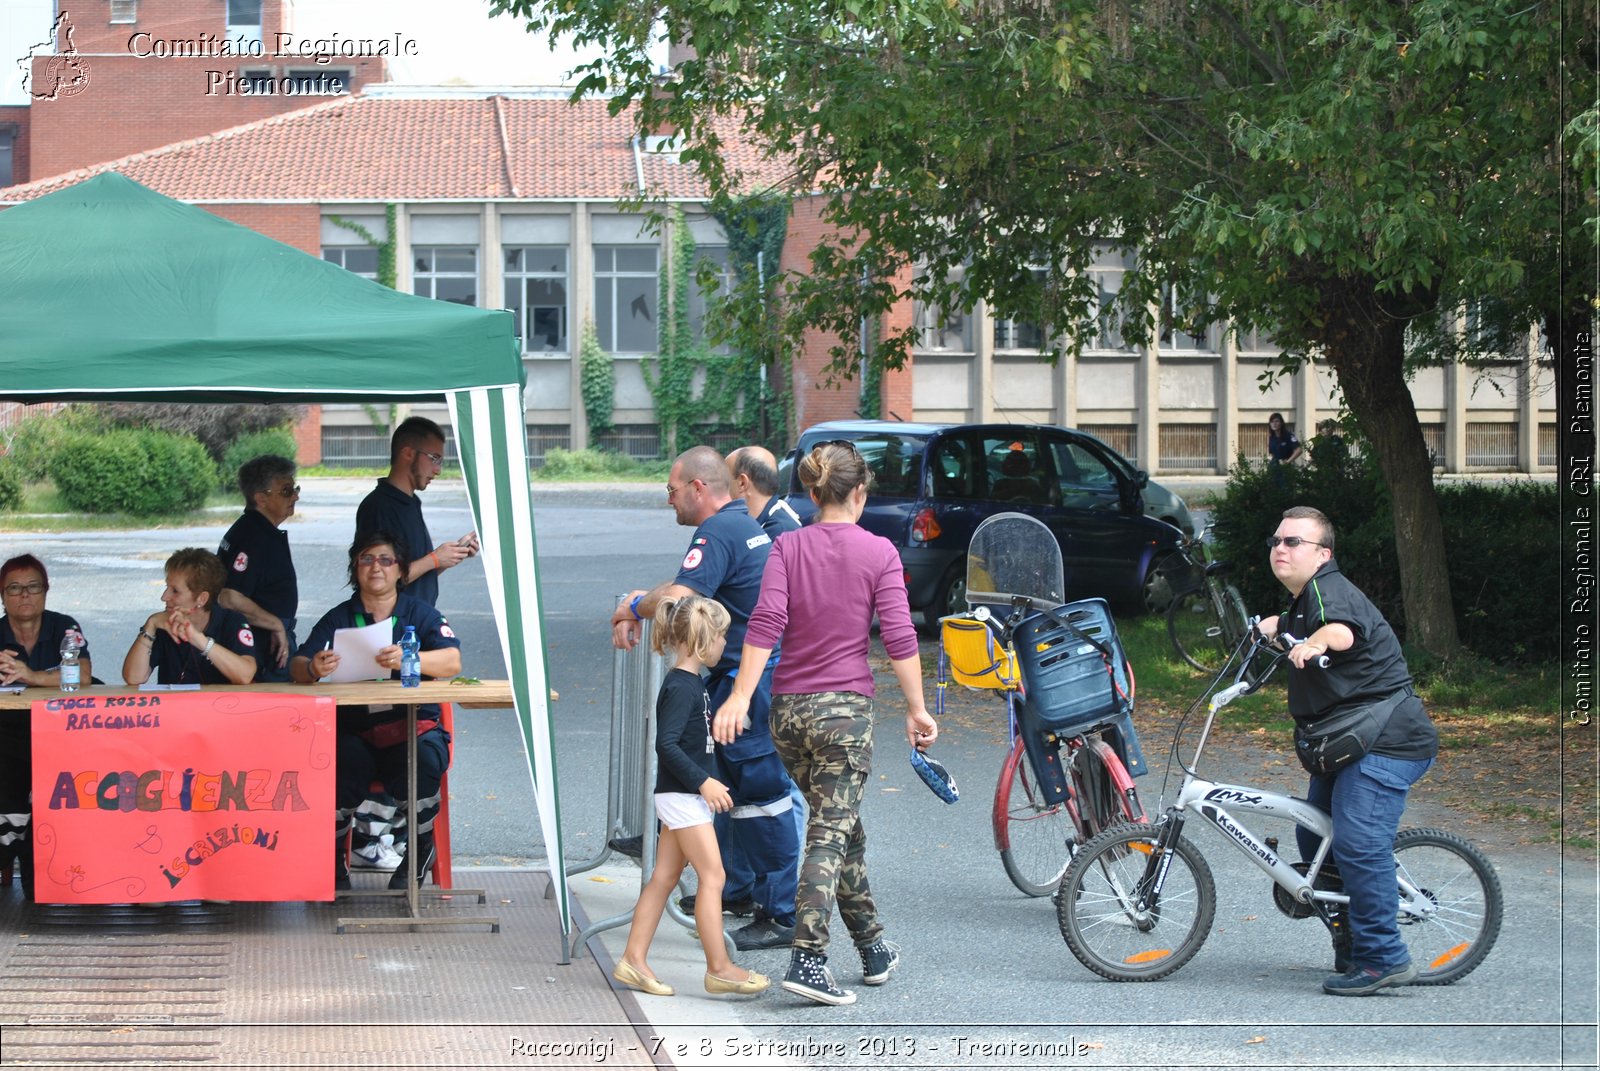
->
[59,632,80,692]
[399,626,421,688]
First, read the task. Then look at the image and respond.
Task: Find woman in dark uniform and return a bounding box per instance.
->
[0,553,93,899]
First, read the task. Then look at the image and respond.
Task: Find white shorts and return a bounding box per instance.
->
[654,792,713,830]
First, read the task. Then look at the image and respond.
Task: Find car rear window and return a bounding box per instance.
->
[800,432,929,498]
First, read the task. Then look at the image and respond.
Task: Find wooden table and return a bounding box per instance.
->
[14,679,516,932]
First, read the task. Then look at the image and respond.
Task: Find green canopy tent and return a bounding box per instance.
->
[0,172,569,933]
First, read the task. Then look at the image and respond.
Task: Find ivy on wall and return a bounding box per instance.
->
[641,200,792,457]
[578,318,615,436]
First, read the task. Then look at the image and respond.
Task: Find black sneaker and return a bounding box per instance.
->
[782,949,856,1006]
[733,918,795,950]
[858,938,900,985]
[388,833,435,890]
[334,842,352,891]
[1322,960,1418,996]
[679,893,757,917]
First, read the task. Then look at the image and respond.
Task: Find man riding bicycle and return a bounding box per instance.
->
[1257,506,1438,997]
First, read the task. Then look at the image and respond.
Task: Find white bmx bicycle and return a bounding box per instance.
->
[1055,627,1502,984]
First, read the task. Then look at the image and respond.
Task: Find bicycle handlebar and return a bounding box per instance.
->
[1280,632,1332,669]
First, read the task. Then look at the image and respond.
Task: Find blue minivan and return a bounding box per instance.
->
[780,421,1188,626]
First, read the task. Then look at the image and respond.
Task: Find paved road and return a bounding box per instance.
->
[11,479,1595,1069]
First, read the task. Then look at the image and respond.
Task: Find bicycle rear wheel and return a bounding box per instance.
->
[1393,827,1503,985]
[1057,822,1216,981]
[1167,587,1227,672]
[994,737,1077,897]
[1068,737,1145,840]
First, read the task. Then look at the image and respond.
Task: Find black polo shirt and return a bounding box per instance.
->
[0,610,90,741]
[295,593,461,734]
[218,508,298,625]
[1279,559,1436,760]
[149,607,256,685]
[355,480,438,607]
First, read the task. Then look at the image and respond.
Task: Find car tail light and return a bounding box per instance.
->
[912,507,942,543]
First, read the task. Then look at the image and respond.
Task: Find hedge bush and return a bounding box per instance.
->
[220,426,299,490]
[5,406,105,483]
[0,458,22,513]
[1209,452,1558,664]
[50,428,216,516]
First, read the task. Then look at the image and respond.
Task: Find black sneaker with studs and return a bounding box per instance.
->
[782,948,857,1006]
[857,938,900,985]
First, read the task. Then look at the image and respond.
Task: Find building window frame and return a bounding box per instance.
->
[226,0,263,46]
[687,245,733,355]
[322,246,379,280]
[504,246,570,356]
[110,0,138,24]
[593,244,660,355]
[991,266,1050,352]
[413,246,479,306]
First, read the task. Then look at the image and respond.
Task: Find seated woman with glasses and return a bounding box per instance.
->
[290,530,462,891]
[122,548,259,686]
[0,553,93,899]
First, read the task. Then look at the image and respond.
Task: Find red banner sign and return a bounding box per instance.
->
[31,691,336,903]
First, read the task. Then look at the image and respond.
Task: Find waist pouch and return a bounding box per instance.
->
[1293,690,1409,777]
[359,718,439,750]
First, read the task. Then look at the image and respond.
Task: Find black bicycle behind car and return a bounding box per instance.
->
[781,421,1188,626]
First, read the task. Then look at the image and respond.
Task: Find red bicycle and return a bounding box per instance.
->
[937,513,1147,897]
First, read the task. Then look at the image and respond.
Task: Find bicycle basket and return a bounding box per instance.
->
[940,615,1020,691]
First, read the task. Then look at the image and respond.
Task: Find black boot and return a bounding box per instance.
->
[334,839,351,891]
[19,820,33,902]
[388,832,435,889]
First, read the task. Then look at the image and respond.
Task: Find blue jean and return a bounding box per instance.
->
[1297,752,1433,972]
[707,664,801,926]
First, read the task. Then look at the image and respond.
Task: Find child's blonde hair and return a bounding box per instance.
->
[650,595,731,662]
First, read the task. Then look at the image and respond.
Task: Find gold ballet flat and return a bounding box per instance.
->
[705,969,771,996]
[613,960,674,996]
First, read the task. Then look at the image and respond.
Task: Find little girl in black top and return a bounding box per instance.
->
[611,595,770,999]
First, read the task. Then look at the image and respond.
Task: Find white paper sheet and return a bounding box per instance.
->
[321,620,395,684]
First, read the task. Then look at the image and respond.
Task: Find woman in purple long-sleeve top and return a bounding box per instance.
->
[714,440,938,1007]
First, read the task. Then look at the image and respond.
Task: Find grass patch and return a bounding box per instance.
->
[1115,613,1290,730]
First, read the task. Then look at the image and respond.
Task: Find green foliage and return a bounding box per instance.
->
[96,403,302,463]
[50,428,216,516]
[3,406,105,483]
[0,458,23,513]
[220,426,299,489]
[497,0,1586,656]
[644,211,774,457]
[1210,450,1558,664]
[578,319,615,436]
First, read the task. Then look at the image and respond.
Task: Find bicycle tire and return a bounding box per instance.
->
[1167,586,1227,672]
[1392,827,1503,985]
[1069,737,1145,840]
[1057,822,1216,981]
[1220,583,1249,649]
[994,737,1077,897]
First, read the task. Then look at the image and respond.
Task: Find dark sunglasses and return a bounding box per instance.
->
[815,438,861,456]
[1266,535,1326,550]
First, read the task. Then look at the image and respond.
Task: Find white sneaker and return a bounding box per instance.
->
[350,835,403,871]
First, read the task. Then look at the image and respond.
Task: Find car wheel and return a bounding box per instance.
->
[922,563,967,630]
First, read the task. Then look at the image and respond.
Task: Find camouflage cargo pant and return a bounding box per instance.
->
[770,691,884,956]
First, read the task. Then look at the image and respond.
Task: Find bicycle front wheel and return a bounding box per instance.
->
[1167,587,1228,673]
[1393,827,1503,985]
[1057,823,1216,982]
[994,737,1077,897]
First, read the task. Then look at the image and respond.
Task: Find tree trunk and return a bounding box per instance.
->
[1316,278,1462,658]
